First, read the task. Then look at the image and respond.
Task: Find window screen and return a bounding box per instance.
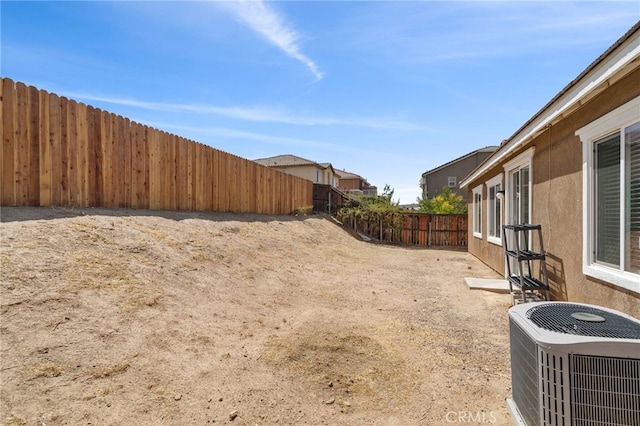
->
[595,134,621,267]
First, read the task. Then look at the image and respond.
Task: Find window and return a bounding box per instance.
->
[503,148,533,226]
[503,149,534,276]
[448,176,457,187]
[472,185,483,238]
[577,96,640,293]
[486,174,503,245]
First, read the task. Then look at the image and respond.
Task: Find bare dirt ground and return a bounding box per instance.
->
[1,206,513,426]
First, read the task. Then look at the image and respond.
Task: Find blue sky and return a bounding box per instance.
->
[2,1,639,204]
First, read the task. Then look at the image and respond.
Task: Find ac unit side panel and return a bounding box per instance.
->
[509,318,541,426]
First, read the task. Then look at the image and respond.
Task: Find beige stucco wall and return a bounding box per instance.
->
[467,170,507,275]
[467,66,640,318]
[279,165,335,186]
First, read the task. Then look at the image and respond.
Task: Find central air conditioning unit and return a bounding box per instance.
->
[507,302,640,426]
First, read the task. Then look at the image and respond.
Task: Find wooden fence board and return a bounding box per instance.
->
[154,130,164,209]
[159,131,169,210]
[61,96,72,205]
[146,127,157,209]
[15,82,30,206]
[204,144,212,211]
[111,113,122,208]
[88,106,102,207]
[26,85,40,206]
[0,79,4,203]
[121,117,131,208]
[130,120,140,208]
[67,99,80,206]
[99,110,110,207]
[131,121,146,209]
[2,78,16,205]
[141,124,149,208]
[49,93,63,206]
[142,126,151,208]
[194,143,203,210]
[164,131,171,209]
[168,132,176,210]
[187,140,194,210]
[76,102,89,206]
[38,90,51,206]
[179,135,188,209]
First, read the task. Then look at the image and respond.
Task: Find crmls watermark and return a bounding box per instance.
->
[445,410,497,424]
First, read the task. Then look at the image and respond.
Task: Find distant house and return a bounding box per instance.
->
[254,154,338,187]
[335,170,377,197]
[420,146,498,199]
[459,22,639,316]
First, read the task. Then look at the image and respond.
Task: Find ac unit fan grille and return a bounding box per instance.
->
[570,355,640,426]
[526,304,640,338]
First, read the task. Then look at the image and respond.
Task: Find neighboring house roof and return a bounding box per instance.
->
[254,154,317,167]
[460,21,640,188]
[421,146,499,177]
[254,154,335,173]
[336,169,363,180]
[335,169,375,187]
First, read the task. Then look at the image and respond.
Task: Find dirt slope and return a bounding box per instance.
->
[0,207,512,425]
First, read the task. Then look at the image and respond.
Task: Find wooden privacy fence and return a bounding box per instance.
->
[1,78,312,214]
[312,184,347,215]
[340,212,468,247]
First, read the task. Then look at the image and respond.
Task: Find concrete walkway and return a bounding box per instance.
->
[464,277,510,294]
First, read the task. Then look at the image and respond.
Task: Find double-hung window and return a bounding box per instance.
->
[577,96,640,293]
[486,174,503,245]
[472,185,483,238]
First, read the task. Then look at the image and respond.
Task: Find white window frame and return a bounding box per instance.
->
[472,185,483,239]
[485,173,504,246]
[576,96,640,294]
[503,148,534,226]
[448,176,457,187]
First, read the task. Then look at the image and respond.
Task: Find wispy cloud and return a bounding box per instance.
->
[220,0,324,81]
[143,121,344,152]
[63,92,419,130]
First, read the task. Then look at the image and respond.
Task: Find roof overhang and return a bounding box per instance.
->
[459,24,640,189]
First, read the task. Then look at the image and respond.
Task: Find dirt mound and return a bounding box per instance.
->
[0,206,512,425]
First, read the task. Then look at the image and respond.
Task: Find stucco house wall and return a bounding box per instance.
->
[421,147,497,199]
[254,155,338,187]
[461,25,640,317]
[283,165,325,184]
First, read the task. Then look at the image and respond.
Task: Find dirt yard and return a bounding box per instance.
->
[1,206,513,425]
